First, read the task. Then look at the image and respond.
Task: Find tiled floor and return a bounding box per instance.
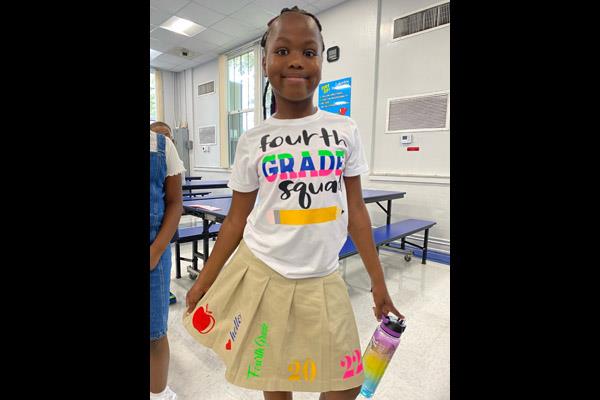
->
[164,240,449,399]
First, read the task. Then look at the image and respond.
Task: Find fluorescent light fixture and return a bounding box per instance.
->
[160,16,205,37]
[150,49,162,60]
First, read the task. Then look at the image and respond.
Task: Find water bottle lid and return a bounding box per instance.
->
[380,314,406,338]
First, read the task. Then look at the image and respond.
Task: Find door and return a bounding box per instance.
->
[172,127,191,175]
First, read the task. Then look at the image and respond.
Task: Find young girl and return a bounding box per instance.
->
[183,7,403,400]
[150,129,184,399]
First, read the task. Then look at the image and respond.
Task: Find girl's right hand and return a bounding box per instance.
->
[185,278,211,314]
[150,245,160,271]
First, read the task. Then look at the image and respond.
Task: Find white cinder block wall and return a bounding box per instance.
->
[313,0,379,163]
[168,0,450,252]
[369,0,450,252]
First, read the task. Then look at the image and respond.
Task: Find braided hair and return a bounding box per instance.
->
[260,6,325,120]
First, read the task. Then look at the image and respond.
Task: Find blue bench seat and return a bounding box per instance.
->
[339,219,436,264]
[174,218,436,279]
[174,223,221,278]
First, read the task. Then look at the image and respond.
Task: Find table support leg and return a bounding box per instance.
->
[422,229,429,264]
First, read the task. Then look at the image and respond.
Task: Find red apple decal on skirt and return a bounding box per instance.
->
[192,304,215,334]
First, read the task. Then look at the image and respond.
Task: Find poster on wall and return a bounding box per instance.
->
[318,77,351,116]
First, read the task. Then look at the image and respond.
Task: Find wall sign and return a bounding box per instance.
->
[318,77,351,116]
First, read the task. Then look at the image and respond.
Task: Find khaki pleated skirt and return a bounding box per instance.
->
[182,240,364,392]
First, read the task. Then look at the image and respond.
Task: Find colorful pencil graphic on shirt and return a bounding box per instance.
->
[268,206,342,225]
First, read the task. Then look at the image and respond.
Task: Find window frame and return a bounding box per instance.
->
[225,41,262,166]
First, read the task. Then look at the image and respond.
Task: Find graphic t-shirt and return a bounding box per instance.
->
[228,109,369,278]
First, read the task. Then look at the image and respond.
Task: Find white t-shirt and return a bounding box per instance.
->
[150,131,186,177]
[229,109,369,279]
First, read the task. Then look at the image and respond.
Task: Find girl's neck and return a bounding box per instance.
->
[272,96,317,120]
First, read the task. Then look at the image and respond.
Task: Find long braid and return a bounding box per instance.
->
[262,80,278,120]
[261,6,325,120]
[262,80,269,120]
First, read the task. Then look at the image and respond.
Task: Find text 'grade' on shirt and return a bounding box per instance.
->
[262,150,346,182]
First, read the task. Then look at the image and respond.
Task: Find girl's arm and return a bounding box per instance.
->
[344,175,404,321]
[150,173,184,270]
[186,189,258,313]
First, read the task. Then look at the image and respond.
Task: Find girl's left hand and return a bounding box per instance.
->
[371,281,405,321]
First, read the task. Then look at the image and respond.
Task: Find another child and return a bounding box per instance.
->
[150,121,173,141]
[183,7,403,400]
[150,129,184,399]
[150,121,173,140]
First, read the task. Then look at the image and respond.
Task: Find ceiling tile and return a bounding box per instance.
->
[150,6,171,26]
[150,57,180,69]
[229,3,277,29]
[176,2,227,27]
[210,17,256,38]
[155,53,187,64]
[150,48,163,60]
[310,0,347,12]
[254,0,311,15]
[150,0,191,14]
[180,36,220,53]
[302,3,321,15]
[191,0,254,15]
[192,28,234,46]
[164,48,200,60]
[150,37,175,53]
[249,27,268,42]
[151,27,191,46]
[218,32,260,53]
[218,38,244,53]
[191,52,219,64]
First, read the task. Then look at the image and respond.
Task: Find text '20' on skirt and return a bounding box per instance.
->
[182,240,365,392]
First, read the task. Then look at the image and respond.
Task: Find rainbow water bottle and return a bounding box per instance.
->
[360,315,406,398]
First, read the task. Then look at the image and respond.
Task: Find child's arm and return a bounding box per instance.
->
[186,189,258,313]
[344,175,405,321]
[150,173,183,270]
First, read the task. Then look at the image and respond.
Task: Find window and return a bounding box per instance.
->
[150,69,157,122]
[227,48,256,165]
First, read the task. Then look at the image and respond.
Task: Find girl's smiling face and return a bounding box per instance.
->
[262,12,323,104]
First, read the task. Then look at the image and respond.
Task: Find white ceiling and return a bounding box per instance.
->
[150,0,348,72]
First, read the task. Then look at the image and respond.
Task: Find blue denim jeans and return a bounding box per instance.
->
[150,244,171,340]
[150,133,170,340]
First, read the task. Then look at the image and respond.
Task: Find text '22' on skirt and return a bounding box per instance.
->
[182,240,365,392]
